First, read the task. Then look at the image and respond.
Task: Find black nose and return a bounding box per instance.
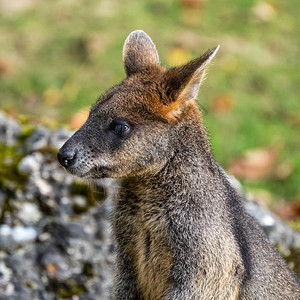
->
[57,150,77,168]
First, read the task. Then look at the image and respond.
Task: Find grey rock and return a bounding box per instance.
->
[10,226,38,244]
[14,202,42,224]
[50,166,69,183]
[0,225,14,249]
[245,199,300,252]
[0,260,13,292]
[18,152,44,176]
[25,127,51,152]
[0,225,38,249]
[6,245,40,283]
[41,251,73,281]
[59,196,74,218]
[0,112,21,146]
[73,195,89,212]
[4,245,47,299]
[49,128,74,150]
[33,177,53,197]
[229,174,300,251]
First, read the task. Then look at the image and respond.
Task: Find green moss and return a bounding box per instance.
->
[71,181,89,196]
[281,248,300,279]
[88,185,105,206]
[0,143,27,222]
[18,124,35,143]
[0,144,27,188]
[71,181,105,209]
[289,219,300,234]
[0,192,11,224]
[56,279,87,298]
[82,262,94,277]
[73,200,88,214]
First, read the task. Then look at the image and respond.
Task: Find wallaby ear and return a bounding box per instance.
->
[163,45,220,105]
[123,30,160,77]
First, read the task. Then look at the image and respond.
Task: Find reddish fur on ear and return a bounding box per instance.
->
[157,99,200,122]
[161,46,220,117]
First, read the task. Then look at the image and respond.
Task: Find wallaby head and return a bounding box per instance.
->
[57,30,219,179]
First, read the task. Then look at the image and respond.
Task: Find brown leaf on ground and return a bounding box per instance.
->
[210,94,235,114]
[228,148,278,180]
[46,262,58,276]
[0,59,10,75]
[69,108,89,130]
[273,200,300,221]
[179,0,205,26]
[180,0,205,9]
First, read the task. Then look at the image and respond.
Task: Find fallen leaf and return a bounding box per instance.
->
[228,148,278,180]
[273,200,300,221]
[210,94,234,114]
[180,0,205,9]
[0,59,10,75]
[69,108,89,130]
[46,262,57,276]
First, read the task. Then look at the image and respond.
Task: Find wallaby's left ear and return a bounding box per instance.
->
[123,30,160,77]
[163,45,220,105]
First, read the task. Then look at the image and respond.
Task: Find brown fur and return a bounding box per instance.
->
[58,30,300,299]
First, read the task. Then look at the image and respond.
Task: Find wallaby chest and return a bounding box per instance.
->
[114,190,173,299]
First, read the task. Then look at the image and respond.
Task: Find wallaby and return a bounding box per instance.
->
[57,30,300,299]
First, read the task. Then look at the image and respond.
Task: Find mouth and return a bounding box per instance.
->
[65,165,111,179]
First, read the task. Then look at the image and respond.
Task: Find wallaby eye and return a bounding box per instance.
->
[110,121,131,135]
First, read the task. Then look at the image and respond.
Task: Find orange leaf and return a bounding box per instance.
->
[46,263,58,276]
[69,108,89,130]
[211,94,234,114]
[228,148,278,180]
[273,200,300,221]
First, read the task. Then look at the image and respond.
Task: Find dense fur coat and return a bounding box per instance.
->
[58,30,300,299]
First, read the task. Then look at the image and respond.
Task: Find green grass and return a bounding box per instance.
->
[0,0,299,203]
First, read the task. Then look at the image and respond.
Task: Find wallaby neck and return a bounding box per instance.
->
[120,113,227,205]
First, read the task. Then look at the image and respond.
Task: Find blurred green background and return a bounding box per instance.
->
[0,0,299,215]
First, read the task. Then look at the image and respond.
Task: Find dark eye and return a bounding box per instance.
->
[110,121,131,135]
